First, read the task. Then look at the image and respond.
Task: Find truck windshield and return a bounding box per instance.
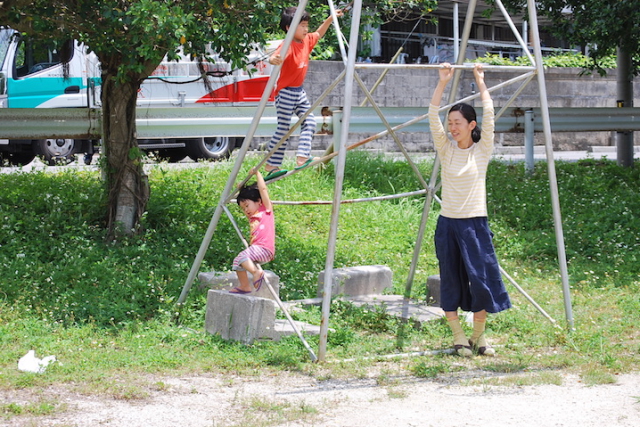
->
[0,28,13,71]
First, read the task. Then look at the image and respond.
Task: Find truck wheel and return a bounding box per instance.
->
[185,137,235,161]
[37,138,76,165]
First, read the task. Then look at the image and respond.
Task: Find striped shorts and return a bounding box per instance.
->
[232,245,274,271]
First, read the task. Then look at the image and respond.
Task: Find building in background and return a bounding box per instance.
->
[359,0,573,64]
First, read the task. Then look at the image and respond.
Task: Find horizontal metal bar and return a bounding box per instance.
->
[0,108,102,139]
[1,106,640,140]
[135,107,291,138]
[135,142,185,149]
[539,107,640,132]
[353,63,537,72]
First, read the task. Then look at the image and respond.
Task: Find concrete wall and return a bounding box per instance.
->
[288,61,638,153]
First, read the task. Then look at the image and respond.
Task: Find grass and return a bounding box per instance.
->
[0,151,639,423]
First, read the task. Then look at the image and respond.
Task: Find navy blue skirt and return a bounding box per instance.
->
[435,216,512,313]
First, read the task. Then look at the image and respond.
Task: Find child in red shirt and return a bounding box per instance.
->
[264,6,343,179]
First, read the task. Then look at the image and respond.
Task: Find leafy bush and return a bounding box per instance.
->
[471,52,617,69]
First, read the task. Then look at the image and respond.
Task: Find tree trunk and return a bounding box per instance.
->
[101,69,150,238]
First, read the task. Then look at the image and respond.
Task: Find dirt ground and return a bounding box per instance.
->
[4,368,639,427]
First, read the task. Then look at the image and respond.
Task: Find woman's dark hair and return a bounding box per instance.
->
[280,7,310,32]
[237,184,261,205]
[449,102,481,143]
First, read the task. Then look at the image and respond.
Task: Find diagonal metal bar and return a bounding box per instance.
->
[317,0,363,362]
[527,0,573,328]
[352,72,430,189]
[177,0,310,307]
[494,0,536,65]
[227,68,347,204]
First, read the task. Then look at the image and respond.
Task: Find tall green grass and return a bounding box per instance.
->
[1,152,638,407]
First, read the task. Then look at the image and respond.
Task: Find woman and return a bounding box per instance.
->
[428,63,511,357]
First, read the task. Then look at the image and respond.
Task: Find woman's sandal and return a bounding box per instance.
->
[469,339,496,357]
[454,342,473,358]
[229,287,251,294]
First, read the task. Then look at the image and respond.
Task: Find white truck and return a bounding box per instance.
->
[0,28,276,165]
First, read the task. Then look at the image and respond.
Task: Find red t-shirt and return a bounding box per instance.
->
[274,32,320,94]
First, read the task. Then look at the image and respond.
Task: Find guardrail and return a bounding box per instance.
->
[1,106,640,140]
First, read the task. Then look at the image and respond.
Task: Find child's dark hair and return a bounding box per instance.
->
[449,102,482,143]
[237,184,261,204]
[280,7,310,32]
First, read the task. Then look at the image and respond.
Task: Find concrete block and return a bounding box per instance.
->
[272,319,324,341]
[347,294,444,327]
[426,274,440,307]
[205,290,278,344]
[198,270,279,300]
[317,265,393,297]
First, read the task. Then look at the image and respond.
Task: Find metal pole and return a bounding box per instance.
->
[233,68,347,196]
[402,149,440,335]
[353,73,429,189]
[226,198,318,360]
[398,187,436,348]
[270,189,428,206]
[264,279,318,362]
[494,0,535,65]
[318,0,363,362]
[524,109,534,175]
[354,63,535,71]
[328,0,348,62]
[522,21,528,58]
[453,1,460,62]
[324,48,404,163]
[360,47,404,107]
[527,0,574,329]
[455,0,476,64]
[494,72,536,121]
[500,267,556,324]
[449,0,478,100]
[223,205,249,248]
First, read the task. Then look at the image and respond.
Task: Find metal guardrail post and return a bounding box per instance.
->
[525,109,534,175]
[332,109,343,155]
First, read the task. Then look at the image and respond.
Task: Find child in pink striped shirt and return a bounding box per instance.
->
[230,170,275,294]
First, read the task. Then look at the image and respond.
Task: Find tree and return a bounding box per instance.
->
[497,0,640,167]
[0,1,437,238]
[0,0,287,238]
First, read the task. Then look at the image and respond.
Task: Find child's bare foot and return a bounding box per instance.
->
[295,156,316,170]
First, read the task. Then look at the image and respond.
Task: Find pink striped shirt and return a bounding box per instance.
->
[249,205,275,254]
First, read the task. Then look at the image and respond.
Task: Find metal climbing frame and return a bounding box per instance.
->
[178,0,574,362]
